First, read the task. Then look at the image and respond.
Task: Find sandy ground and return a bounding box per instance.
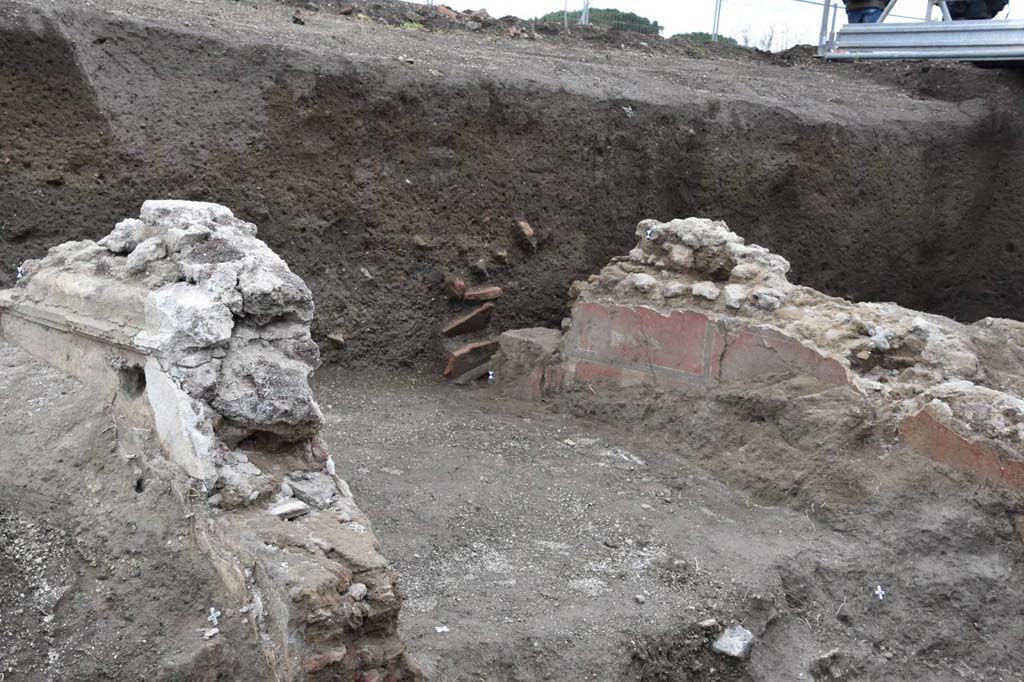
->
[312,366,1024,681]
[314,368,819,680]
[3,0,958,114]
[0,341,269,682]
[1,336,1023,680]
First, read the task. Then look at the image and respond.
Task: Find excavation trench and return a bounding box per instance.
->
[3,3,1024,681]
[4,1,1024,372]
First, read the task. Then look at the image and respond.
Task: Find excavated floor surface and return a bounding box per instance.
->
[5,338,1021,680]
[313,366,1024,682]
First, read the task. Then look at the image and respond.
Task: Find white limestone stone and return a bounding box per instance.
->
[691,281,720,301]
[144,358,218,482]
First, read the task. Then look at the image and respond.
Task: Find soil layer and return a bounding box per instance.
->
[4,0,1024,369]
[0,342,268,681]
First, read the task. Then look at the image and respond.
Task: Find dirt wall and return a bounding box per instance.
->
[3,0,1024,368]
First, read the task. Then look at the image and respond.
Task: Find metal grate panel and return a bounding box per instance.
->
[824,18,1024,61]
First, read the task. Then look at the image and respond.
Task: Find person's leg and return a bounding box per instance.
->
[847,8,883,23]
[949,0,995,19]
[965,0,993,18]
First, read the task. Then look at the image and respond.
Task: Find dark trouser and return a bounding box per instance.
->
[847,8,884,23]
[949,0,1003,19]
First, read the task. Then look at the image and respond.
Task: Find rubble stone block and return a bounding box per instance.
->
[135,283,234,352]
[212,343,324,442]
[443,303,494,336]
[124,236,168,274]
[569,302,711,377]
[559,301,854,396]
[492,327,562,400]
[691,281,720,300]
[723,284,748,309]
[140,199,234,228]
[571,358,707,395]
[269,498,311,520]
[464,286,503,302]
[444,339,500,378]
[98,218,149,254]
[144,358,218,482]
[899,408,1024,491]
[713,325,851,387]
[288,471,340,509]
[237,263,315,323]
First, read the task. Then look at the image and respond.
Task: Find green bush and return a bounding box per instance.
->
[671,32,739,46]
[537,8,663,35]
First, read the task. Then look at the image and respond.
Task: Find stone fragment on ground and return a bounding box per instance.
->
[287,470,338,509]
[443,303,494,336]
[491,327,562,400]
[443,275,467,300]
[269,498,310,520]
[464,285,503,301]
[517,219,538,251]
[327,329,346,346]
[444,339,500,378]
[711,624,754,659]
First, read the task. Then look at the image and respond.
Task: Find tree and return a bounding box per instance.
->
[537,8,663,35]
[739,24,752,47]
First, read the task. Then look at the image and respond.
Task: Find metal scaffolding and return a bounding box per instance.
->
[819,0,1024,60]
[819,0,1024,61]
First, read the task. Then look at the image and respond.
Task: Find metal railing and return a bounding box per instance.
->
[819,0,1024,61]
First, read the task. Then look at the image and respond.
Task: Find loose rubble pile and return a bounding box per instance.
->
[494,217,1024,490]
[438,245,517,384]
[0,201,419,681]
[290,0,544,40]
[436,218,555,384]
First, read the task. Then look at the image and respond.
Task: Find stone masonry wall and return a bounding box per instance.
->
[0,201,419,682]
[497,217,1024,492]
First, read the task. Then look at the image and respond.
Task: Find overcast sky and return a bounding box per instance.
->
[441,0,1012,50]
